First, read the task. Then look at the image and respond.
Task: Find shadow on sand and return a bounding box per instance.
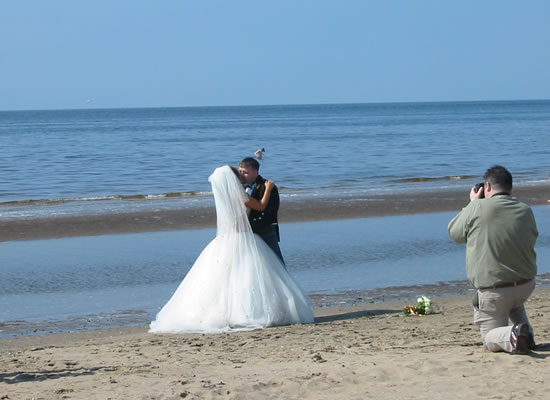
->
[314,309,400,324]
[0,365,117,384]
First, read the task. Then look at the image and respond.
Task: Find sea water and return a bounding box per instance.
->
[1,206,549,337]
[1,100,550,219]
[2,100,550,336]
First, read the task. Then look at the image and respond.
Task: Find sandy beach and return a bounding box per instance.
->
[2,185,549,398]
[2,184,549,242]
[2,288,550,399]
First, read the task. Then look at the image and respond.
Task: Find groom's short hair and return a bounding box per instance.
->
[240,157,260,171]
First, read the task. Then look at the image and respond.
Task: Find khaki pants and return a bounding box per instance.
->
[473,279,535,353]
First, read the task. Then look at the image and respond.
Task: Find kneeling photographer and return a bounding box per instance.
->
[448,165,538,354]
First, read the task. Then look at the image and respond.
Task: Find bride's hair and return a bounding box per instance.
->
[229,165,240,177]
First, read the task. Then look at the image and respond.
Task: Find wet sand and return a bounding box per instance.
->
[2,184,549,242]
[2,288,550,399]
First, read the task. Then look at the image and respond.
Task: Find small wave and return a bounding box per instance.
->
[277,186,303,192]
[0,199,71,207]
[392,175,476,184]
[0,191,212,207]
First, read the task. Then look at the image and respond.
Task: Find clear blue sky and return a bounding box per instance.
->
[2,1,549,111]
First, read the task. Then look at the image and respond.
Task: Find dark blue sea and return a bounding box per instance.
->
[1,100,550,218]
[1,100,550,337]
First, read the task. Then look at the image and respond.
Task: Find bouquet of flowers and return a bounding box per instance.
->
[403,295,434,316]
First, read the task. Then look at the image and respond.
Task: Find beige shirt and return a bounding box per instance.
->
[448,194,538,288]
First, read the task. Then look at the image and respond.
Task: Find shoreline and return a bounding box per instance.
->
[2,288,550,399]
[2,184,548,242]
[0,277,477,339]
[2,290,478,350]
[6,286,548,349]
[3,273,550,340]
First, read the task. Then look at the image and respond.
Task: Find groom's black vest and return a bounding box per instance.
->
[248,175,280,240]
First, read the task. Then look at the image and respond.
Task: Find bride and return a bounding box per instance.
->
[150,165,314,333]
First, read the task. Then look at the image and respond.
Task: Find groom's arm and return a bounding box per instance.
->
[262,185,279,221]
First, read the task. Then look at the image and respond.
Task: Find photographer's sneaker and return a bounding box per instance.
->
[510,323,530,354]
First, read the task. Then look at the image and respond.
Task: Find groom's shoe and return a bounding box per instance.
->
[510,323,530,355]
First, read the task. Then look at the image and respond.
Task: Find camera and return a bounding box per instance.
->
[474,182,485,198]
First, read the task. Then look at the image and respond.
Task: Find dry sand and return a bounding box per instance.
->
[2,288,550,399]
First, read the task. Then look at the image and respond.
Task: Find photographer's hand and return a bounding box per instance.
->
[470,186,484,201]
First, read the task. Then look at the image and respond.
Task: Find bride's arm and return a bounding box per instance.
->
[245,180,274,211]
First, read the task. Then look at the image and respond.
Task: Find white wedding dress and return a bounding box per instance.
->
[150,165,314,333]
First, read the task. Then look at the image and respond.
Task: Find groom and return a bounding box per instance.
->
[239,157,285,264]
